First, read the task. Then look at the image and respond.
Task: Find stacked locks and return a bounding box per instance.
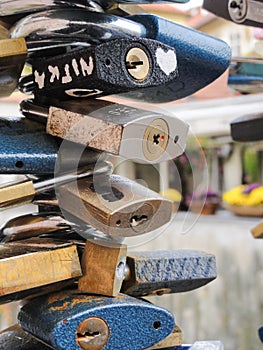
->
[0,0,231,349]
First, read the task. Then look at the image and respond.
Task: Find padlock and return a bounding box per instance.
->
[21,98,188,163]
[0,22,8,38]
[9,9,146,58]
[0,239,82,304]
[121,250,217,296]
[0,325,53,350]
[0,116,101,174]
[78,241,217,297]
[230,58,263,77]
[78,239,127,296]
[124,14,231,103]
[0,37,27,97]
[203,0,263,28]
[24,37,178,100]
[158,341,224,349]
[18,290,175,350]
[251,220,263,238]
[58,174,173,237]
[229,58,263,94]
[146,325,183,349]
[0,210,120,243]
[0,161,110,209]
[258,325,263,343]
[0,116,58,173]
[230,113,263,142]
[0,0,189,18]
[4,10,146,96]
[0,212,70,242]
[0,0,103,16]
[228,75,263,93]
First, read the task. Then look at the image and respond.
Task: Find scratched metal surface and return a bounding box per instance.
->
[18,291,175,350]
[122,250,217,296]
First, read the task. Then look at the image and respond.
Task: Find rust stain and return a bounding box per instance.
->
[71,296,100,308]
[48,292,68,305]
[50,301,70,312]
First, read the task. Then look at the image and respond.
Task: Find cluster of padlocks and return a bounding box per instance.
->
[1,0,259,349]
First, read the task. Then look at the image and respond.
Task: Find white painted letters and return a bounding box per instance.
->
[48,65,60,83]
[72,58,80,76]
[34,70,45,89]
[34,55,94,89]
[80,56,93,77]
[62,64,72,84]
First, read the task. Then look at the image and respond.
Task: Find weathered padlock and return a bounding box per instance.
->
[18,290,175,350]
[0,116,101,174]
[21,98,188,163]
[0,239,82,304]
[58,174,173,237]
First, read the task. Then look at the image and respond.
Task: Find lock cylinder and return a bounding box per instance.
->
[142,118,169,161]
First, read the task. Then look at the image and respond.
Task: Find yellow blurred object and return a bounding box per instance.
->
[160,188,182,203]
[223,185,263,207]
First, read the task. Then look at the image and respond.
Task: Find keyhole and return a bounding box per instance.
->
[76,317,109,350]
[130,215,148,227]
[153,134,160,145]
[126,59,144,70]
[125,47,150,81]
[77,330,100,341]
[230,0,241,9]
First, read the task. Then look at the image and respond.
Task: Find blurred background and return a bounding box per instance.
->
[1,0,263,349]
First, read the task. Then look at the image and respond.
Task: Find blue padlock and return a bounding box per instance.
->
[124,14,232,103]
[0,116,100,174]
[229,59,263,94]
[228,75,263,94]
[258,325,263,343]
[0,116,57,174]
[18,290,175,350]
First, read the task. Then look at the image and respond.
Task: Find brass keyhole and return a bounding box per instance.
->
[126,47,150,82]
[76,317,109,350]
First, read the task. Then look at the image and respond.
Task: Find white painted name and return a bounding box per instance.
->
[34,55,94,89]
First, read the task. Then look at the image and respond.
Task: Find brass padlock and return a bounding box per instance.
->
[0,239,82,304]
[0,37,27,97]
[58,174,172,237]
[78,239,127,296]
